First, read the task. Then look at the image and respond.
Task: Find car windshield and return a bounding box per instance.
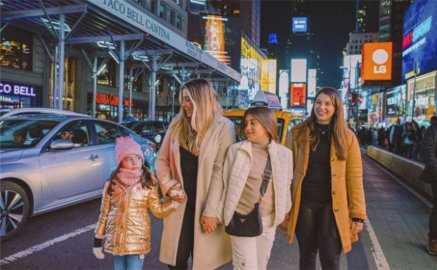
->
[0,119,60,149]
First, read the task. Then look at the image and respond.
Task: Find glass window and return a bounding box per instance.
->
[150,0,157,13]
[93,121,130,144]
[0,119,59,149]
[0,27,33,71]
[170,10,176,25]
[159,2,167,18]
[54,120,91,147]
[176,15,182,30]
[97,59,117,87]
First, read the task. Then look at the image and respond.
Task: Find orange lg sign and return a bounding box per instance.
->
[361,42,392,81]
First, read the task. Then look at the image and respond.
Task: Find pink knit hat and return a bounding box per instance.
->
[115,136,144,165]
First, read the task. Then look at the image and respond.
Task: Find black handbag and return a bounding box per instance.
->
[225,155,272,237]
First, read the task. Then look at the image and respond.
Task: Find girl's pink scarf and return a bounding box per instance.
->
[116,168,143,186]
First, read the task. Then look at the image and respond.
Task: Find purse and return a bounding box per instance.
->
[225,155,272,237]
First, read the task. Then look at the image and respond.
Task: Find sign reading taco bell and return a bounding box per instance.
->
[361,42,392,81]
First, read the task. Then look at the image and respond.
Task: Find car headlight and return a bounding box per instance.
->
[154,134,162,143]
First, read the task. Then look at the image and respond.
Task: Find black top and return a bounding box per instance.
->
[180,146,198,207]
[301,124,332,207]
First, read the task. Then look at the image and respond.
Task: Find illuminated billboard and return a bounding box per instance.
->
[402,0,437,81]
[203,15,230,65]
[279,70,289,108]
[307,69,317,98]
[240,37,266,100]
[290,59,307,83]
[361,42,392,81]
[292,17,308,33]
[386,85,406,117]
[289,83,306,107]
[260,59,277,93]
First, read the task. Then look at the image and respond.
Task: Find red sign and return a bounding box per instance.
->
[289,83,306,107]
[96,93,131,106]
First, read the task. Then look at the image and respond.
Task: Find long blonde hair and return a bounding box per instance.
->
[298,87,348,160]
[170,79,222,155]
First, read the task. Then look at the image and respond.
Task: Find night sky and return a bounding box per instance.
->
[261,0,379,88]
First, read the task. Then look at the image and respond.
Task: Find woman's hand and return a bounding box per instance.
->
[200,215,219,234]
[350,220,364,235]
[167,184,186,203]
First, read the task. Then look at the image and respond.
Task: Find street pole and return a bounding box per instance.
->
[411,61,417,120]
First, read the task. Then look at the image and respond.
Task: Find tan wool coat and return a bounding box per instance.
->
[285,123,366,253]
[156,116,235,269]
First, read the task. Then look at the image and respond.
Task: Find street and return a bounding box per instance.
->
[1,155,437,270]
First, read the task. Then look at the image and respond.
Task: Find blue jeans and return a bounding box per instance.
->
[113,255,144,270]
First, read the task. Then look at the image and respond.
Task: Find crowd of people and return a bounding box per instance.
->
[90,79,434,270]
[356,117,430,161]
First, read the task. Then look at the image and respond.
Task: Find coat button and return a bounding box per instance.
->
[334,208,338,212]
[332,172,336,177]
[331,158,335,162]
[332,191,336,195]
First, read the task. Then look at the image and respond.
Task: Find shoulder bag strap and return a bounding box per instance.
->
[259,154,272,198]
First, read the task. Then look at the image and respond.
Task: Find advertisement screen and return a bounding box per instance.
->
[240,37,266,100]
[291,59,307,83]
[307,69,317,97]
[289,83,306,107]
[203,15,229,65]
[292,17,308,33]
[385,85,406,117]
[361,42,392,81]
[402,0,437,81]
[188,0,207,12]
[279,70,289,108]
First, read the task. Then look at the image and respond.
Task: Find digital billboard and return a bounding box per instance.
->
[307,69,317,98]
[386,85,406,117]
[289,83,306,107]
[292,17,308,33]
[290,59,307,83]
[240,37,266,100]
[260,59,277,93]
[203,15,229,65]
[402,0,437,81]
[279,70,289,108]
[361,42,392,81]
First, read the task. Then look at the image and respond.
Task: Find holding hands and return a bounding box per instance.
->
[200,215,219,234]
[167,184,186,208]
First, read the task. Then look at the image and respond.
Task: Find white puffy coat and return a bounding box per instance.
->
[223,140,293,227]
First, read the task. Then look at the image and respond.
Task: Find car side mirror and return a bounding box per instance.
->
[50,139,74,150]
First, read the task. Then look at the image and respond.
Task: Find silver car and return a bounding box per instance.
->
[0,114,156,240]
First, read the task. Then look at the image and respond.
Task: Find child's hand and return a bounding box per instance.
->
[168,185,186,203]
[93,247,105,259]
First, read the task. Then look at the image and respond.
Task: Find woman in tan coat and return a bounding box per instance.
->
[156,79,235,269]
[285,87,366,270]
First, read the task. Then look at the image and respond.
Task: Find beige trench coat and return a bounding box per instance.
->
[156,116,235,269]
[285,124,366,253]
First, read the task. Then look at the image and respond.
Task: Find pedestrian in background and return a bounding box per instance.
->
[155,79,235,269]
[222,106,293,270]
[420,115,437,255]
[93,136,183,270]
[285,87,366,270]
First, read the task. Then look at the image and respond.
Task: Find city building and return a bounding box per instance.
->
[0,0,240,122]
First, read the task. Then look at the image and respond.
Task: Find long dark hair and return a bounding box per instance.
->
[106,164,154,195]
[298,87,348,160]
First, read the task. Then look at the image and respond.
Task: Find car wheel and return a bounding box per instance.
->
[0,181,30,241]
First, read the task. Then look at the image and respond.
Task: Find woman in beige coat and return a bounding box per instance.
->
[285,87,366,270]
[156,79,235,270]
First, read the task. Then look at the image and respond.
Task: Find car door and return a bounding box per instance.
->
[39,120,103,202]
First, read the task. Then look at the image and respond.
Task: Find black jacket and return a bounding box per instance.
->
[421,122,437,182]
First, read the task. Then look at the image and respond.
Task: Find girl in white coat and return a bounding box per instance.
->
[223,106,293,270]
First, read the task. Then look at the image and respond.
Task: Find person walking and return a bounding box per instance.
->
[285,87,366,270]
[420,116,437,255]
[222,106,293,270]
[155,79,235,270]
[93,136,182,270]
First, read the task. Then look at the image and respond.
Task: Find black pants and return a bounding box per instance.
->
[295,204,342,270]
[167,203,195,270]
[430,181,437,240]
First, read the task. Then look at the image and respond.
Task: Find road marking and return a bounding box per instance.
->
[365,219,391,270]
[0,224,95,265]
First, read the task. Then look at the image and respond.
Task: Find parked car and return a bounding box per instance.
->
[0,107,90,119]
[130,121,169,150]
[223,107,304,144]
[0,112,156,240]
